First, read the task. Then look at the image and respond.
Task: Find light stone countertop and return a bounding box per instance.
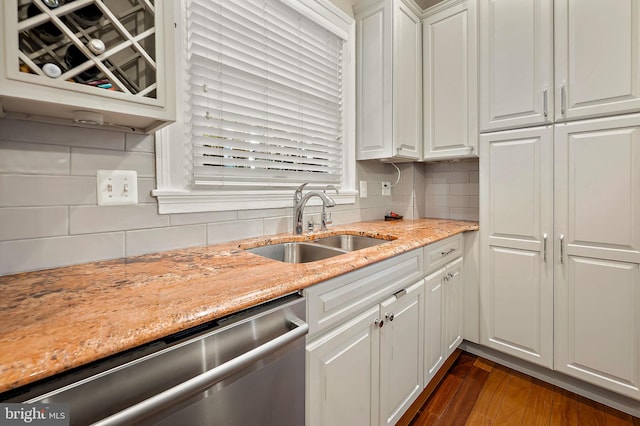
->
[0,218,478,394]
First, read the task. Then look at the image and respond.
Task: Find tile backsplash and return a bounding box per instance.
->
[423,159,480,222]
[0,118,478,275]
[0,118,393,275]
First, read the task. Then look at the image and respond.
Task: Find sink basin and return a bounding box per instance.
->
[246,242,347,263]
[312,234,389,251]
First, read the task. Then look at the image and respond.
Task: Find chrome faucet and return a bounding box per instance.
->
[294,183,336,235]
[321,185,339,231]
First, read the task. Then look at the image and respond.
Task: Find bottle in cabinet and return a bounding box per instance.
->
[1,0,176,133]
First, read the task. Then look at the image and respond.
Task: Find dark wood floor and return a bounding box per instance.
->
[409,352,640,426]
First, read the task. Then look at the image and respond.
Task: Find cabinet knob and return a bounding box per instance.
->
[385,312,395,322]
[374,319,384,328]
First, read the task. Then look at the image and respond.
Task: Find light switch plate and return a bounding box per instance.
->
[97,170,138,206]
[382,181,391,196]
[359,180,368,198]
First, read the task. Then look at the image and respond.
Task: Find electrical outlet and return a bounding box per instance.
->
[382,181,391,196]
[97,170,138,206]
[359,180,368,198]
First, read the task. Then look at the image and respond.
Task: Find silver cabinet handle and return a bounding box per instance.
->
[91,318,309,426]
[441,248,456,256]
[375,318,385,328]
[560,85,566,116]
[543,89,548,118]
[393,288,407,298]
[559,234,565,264]
[385,312,395,322]
[543,233,548,262]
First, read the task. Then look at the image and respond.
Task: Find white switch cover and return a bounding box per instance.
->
[359,180,368,198]
[97,170,138,206]
[382,181,391,196]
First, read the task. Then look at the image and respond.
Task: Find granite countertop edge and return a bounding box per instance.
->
[0,218,478,394]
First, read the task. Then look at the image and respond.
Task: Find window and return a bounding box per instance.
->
[154,0,356,213]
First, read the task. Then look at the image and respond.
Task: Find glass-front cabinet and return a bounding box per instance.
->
[0,0,175,133]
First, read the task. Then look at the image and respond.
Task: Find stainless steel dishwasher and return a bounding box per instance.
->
[2,293,307,426]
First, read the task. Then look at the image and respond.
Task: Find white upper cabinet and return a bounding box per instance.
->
[481,0,640,129]
[423,0,478,160]
[479,0,553,132]
[355,0,422,161]
[0,0,176,133]
[555,0,640,122]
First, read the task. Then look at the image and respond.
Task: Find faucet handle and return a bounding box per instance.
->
[324,184,339,195]
[294,183,309,203]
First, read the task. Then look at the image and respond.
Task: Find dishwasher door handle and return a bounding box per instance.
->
[91,318,309,426]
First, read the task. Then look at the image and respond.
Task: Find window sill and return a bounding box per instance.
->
[152,189,358,214]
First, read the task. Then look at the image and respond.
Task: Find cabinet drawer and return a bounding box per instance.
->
[424,234,463,274]
[305,249,423,338]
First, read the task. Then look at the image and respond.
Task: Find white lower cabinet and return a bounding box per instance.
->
[379,280,424,426]
[424,268,444,383]
[424,255,464,385]
[306,237,467,425]
[305,249,425,426]
[307,279,424,426]
[443,257,464,357]
[307,306,381,426]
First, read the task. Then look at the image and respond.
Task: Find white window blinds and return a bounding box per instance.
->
[187,0,345,187]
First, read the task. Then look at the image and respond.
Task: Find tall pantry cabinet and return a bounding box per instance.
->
[479,126,554,368]
[554,115,640,400]
[479,0,640,401]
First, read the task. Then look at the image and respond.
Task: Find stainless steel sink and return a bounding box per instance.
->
[312,234,389,251]
[246,242,347,263]
[245,234,391,263]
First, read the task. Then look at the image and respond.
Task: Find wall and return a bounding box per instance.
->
[0,116,478,275]
[0,0,474,276]
[423,159,480,222]
[0,118,398,275]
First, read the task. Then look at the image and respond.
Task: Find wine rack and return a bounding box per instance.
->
[0,0,175,133]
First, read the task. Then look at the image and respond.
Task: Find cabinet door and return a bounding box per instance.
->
[443,257,464,357]
[307,306,381,426]
[356,0,421,161]
[423,0,478,160]
[479,126,554,368]
[424,268,445,385]
[379,279,424,426]
[393,0,422,160]
[555,0,640,121]
[356,0,393,160]
[554,115,640,400]
[479,0,553,132]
